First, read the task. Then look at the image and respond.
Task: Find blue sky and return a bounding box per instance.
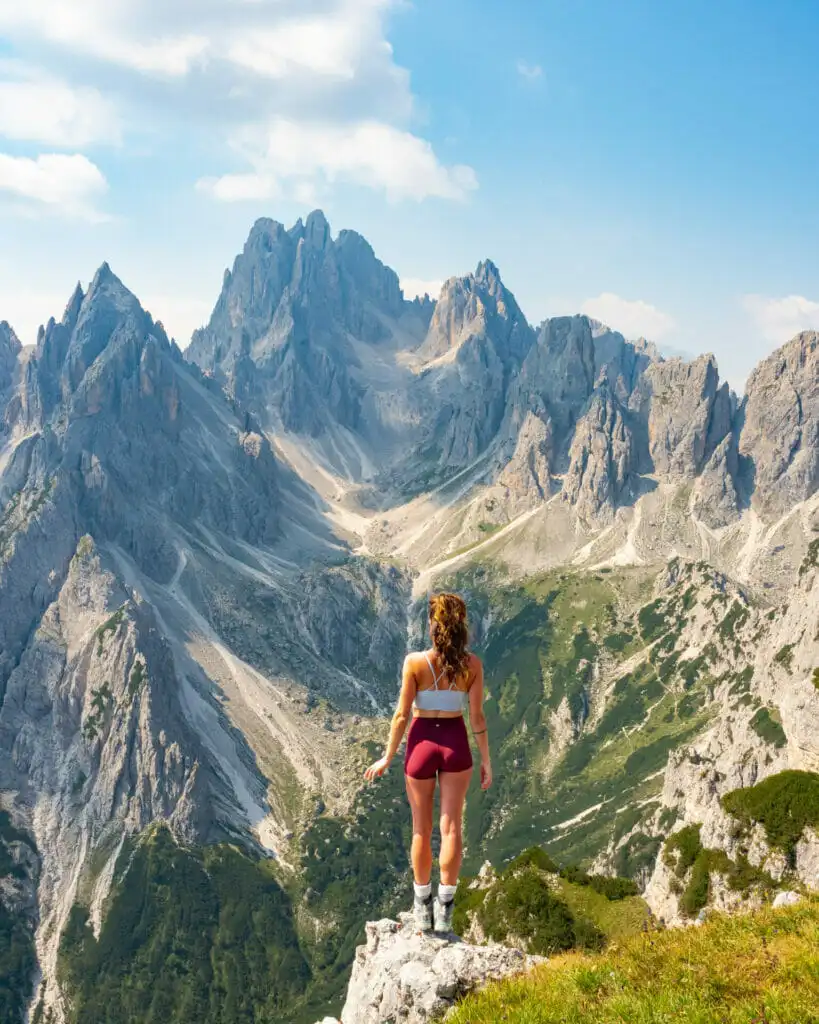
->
[0,0,817,389]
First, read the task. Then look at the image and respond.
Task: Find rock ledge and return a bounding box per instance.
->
[316,913,544,1024]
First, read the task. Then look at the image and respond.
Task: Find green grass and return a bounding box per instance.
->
[722,770,819,862]
[433,562,715,870]
[454,849,649,953]
[448,898,819,1024]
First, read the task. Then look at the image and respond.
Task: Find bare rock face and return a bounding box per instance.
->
[635,355,732,479]
[562,385,637,525]
[317,915,543,1024]
[418,260,532,365]
[739,331,819,517]
[0,537,236,1016]
[0,320,21,432]
[187,211,422,440]
[495,410,555,502]
[692,433,740,528]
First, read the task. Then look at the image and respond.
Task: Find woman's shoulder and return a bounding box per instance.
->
[466,650,482,678]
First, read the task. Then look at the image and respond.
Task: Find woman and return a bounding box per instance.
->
[364,592,492,934]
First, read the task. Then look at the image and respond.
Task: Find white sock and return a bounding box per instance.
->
[438,883,457,904]
[414,882,432,901]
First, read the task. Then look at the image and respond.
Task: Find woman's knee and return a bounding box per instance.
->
[413,822,433,843]
[439,814,462,842]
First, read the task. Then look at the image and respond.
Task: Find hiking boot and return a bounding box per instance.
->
[413,892,434,931]
[433,896,454,935]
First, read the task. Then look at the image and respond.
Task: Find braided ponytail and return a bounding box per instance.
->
[428,592,469,684]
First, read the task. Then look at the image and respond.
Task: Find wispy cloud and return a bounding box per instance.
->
[742,293,819,344]
[0,61,121,148]
[581,292,676,342]
[0,0,476,206]
[516,59,543,83]
[198,119,477,204]
[0,152,108,219]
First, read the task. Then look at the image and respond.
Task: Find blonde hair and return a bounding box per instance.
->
[428,592,469,683]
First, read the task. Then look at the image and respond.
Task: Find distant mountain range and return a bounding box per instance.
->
[0,211,816,1023]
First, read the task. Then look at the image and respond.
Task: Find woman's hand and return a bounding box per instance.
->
[480,760,493,790]
[364,756,391,782]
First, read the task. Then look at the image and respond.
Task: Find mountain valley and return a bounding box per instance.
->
[0,211,817,1023]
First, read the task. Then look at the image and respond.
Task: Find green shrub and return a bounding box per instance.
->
[59,826,309,1024]
[749,706,787,748]
[478,868,600,955]
[774,644,796,673]
[722,771,819,863]
[638,599,667,642]
[799,537,819,577]
[613,833,662,881]
[603,632,633,652]
[505,847,559,875]
[663,824,703,876]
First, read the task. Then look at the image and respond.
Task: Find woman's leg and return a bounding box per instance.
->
[438,768,472,885]
[405,774,436,884]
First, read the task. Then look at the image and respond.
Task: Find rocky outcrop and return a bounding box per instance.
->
[315,915,543,1024]
[739,331,819,517]
[0,320,21,432]
[692,433,740,528]
[186,211,426,443]
[634,355,733,479]
[640,553,819,923]
[0,537,238,1017]
[562,385,638,525]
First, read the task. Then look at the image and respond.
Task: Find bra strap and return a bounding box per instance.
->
[424,652,441,689]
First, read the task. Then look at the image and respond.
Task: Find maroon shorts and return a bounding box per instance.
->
[404,716,473,779]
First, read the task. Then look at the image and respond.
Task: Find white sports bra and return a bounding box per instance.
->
[413,652,468,713]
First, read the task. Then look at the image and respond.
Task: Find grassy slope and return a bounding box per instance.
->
[443,563,718,869]
[449,898,819,1024]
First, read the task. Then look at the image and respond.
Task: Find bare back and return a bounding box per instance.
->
[409,649,481,719]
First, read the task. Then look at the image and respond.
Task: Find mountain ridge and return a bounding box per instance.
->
[0,212,816,1023]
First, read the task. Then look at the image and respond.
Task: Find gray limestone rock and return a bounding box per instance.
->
[739,331,819,517]
[692,433,740,528]
[0,320,21,432]
[634,355,732,479]
[332,914,543,1024]
[563,385,638,525]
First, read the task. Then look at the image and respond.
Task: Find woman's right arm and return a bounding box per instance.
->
[468,658,492,790]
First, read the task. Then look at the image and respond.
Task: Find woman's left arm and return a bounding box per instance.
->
[364,656,416,780]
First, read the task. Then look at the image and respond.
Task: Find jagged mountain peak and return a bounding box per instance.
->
[62,283,85,330]
[739,328,818,516]
[0,319,22,356]
[419,259,530,363]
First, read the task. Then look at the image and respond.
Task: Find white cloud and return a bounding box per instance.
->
[0,1,208,77]
[401,277,443,300]
[0,152,108,218]
[581,292,676,342]
[0,0,470,206]
[742,293,819,344]
[0,62,121,147]
[198,119,478,203]
[516,59,543,83]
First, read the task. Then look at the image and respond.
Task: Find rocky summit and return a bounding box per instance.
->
[0,210,817,1024]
